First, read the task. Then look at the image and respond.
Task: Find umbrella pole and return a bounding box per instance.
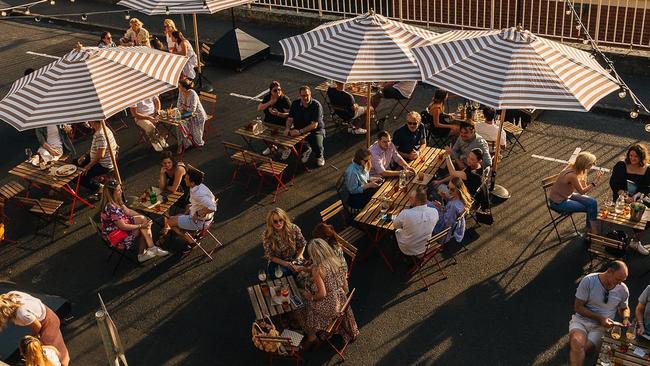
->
[366,82,371,147]
[490,109,510,200]
[100,120,122,185]
[193,14,201,76]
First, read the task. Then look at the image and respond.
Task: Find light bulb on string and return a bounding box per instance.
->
[49,0,55,5]
[24,7,30,15]
[575,24,581,31]
[582,38,589,44]
[565,8,571,15]
[165,6,170,15]
[69,0,74,2]
[630,107,640,119]
[203,0,208,8]
[81,13,87,21]
[34,15,41,21]
[645,124,650,133]
[124,10,130,20]
[618,89,627,99]
[1,10,6,16]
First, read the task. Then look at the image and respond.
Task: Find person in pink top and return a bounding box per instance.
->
[368,130,415,177]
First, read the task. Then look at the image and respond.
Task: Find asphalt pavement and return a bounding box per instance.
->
[1,17,650,366]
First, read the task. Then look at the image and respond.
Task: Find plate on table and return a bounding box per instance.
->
[54,164,77,176]
[412,173,433,185]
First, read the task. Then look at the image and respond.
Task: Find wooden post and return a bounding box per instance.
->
[366,81,372,147]
[100,120,121,185]
[193,13,202,74]
[491,109,507,174]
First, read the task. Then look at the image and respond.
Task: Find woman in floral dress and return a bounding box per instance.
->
[176,78,207,154]
[301,238,359,346]
[262,207,307,278]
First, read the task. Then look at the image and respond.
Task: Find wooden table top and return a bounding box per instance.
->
[135,191,183,215]
[315,81,381,98]
[235,122,308,149]
[9,160,82,190]
[598,333,650,365]
[247,275,303,320]
[599,207,650,231]
[354,146,445,230]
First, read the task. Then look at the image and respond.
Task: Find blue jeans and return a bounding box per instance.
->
[302,132,325,159]
[550,193,598,224]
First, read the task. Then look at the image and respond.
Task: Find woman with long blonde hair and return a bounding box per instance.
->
[432,177,473,243]
[20,335,61,366]
[262,208,307,278]
[0,292,69,365]
[301,239,359,346]
[162,18,177,51]
[549,151,604,234]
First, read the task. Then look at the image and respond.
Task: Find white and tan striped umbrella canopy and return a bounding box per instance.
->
[412,27,619,111]
[0,46,188,131]
[117,0,253,15]
[279,12,439,83]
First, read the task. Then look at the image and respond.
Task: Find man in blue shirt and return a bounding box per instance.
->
[285,86,326,167]
[392,111,427,162]
[343,148,382,209]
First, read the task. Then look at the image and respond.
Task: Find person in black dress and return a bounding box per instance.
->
[257,81,292,156]
[609,144,650,201]
[159,151,189,213]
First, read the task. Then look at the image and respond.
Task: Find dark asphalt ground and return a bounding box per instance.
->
[1,17,650,366]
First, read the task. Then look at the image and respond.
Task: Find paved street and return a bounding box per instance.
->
[1,18,650,366]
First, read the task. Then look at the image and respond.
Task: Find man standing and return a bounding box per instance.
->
[129,95,167,152]
[569,261,630,366]
[447,120,492,169]
[285,86,326,167]
[326,82,369,135]
[369,131,416,177]
[394,187,438,256]
[392,111,427,162]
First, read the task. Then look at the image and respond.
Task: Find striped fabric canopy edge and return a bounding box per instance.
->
[117,0,254,15]
[0,46,188,131]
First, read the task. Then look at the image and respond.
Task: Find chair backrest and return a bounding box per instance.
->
[199,91,217,118]
[88,217,112,247]
[426,227,451,250]
[222,141,244,158]
[541,174,559,206]
[587,233,625,252]
[243,151,278,175]
[326,288,356,334]
[320,200,344,222]
[335,233,358,261]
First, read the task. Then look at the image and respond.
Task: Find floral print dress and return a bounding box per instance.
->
[176,89,207,148]
[100,203,137,249]
[262,223,307,262]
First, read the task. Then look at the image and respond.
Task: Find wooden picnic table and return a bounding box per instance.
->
[353,146,445,271]
[133,190,183,216]
[314,80,381,98]
[598,333,650,365]
[234,121,311,183]
[598,206,650,231]
[9,160,93,224]
[247,275,304,320]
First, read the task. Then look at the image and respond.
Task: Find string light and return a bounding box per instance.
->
[80,12,86,21]
[565,8,571,15]
[1,11,6,16]
[24,7,30,15]
[618,89,627,99]
[124,10,130,20]
[631,107,640,119]
[202,0,208,8]
[34,15,41,21]
[165,5,170,15]
[49,0,54,4]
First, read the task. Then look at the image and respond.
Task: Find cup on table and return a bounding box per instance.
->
[261,283,270,295]
[418,171,425,182]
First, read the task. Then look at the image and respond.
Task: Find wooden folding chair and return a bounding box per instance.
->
[334,174,362,219]
[407,228,455,291]
[537,174,580,243]
[107,109,130,133]
[320,200,364,276]
[89,218,140,275]
[182,219,224,261]
[15,196,64,243]
[386,97,412,121]
[502,120,526,156]
[323,288,356,361]
[586,233,626,272]
[199,91,218,137]
[222,141,253,187]
[244,151,289,203]
[0,181,26,244]
[253,335,303,365]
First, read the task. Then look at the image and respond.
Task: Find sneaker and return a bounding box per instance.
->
[351,127,367,135]
[262,147,272,156]
[137,249,157,263]
[280,148,292,161]
[150,246,170,257]
[631,240,650,256]
[159,138,169,148]
[316,157,325,167]
[301,147,312,163]
[151,141,163,152]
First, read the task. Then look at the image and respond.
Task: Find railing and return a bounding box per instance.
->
[252,0,650,49]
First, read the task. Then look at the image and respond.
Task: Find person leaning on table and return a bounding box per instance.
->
[261,207,307,279]
[568,261,630,366]
[120,18,150,47]
[343,148,381,210]
[368,130,415,178]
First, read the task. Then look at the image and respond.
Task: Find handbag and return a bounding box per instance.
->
[252,316,283,354]
[107,229,128,247]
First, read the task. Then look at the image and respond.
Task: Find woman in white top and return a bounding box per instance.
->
[170,31,198,80]
[162,19,177,51]
[20,335,62,366]
[0,291,69,366]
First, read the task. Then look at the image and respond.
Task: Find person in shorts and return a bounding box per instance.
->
[568,261,630,366]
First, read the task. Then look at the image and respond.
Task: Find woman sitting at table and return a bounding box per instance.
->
[20,335,61,366]
[343,148,382,210]
[159,151,189,212]
[97,31,116,48]
[99,179,169,263]
[176,78,207,155]
[426,89,459,139]
[0,291,69,366]
[431,177,473,243]
[301,238,359,347]
[170,31,198,80]
[548,151,604,235]
[610,143,650,201]
[432,148,483,200]
[312,222,348,276]
[262,208,307,279]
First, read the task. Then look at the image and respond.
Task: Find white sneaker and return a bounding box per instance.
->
[316,157,325,167]
[351,127,367,135]
[280,148,291,160]
[262,147,272,156]
[632,240,650,256]
[151,246,170,257]
[301,147,312,163]
[160,138,169,148]
[138,249,157,263]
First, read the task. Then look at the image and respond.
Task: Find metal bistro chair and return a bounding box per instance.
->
[89,217,140,275]
[320,200,364,277]
[385,96,412,121]
[322,288,356,361]
[537,174,579,243]
[585,233,626,272]
[407,227,455,290]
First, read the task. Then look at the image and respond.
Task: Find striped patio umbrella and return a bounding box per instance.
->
[279,11,439,145]
[411,27,619,198]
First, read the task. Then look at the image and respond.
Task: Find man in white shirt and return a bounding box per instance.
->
[130,95,167,152]
[474,106,506,149]
[394,187,439,256]
[162,168,217,248]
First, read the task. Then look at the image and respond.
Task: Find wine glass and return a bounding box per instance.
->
[258,269,267,282]
[380,198,389,217]
[626,321,636,343]
[472,101,481,110]
[274,265,283,279]
[24,148,32,162]
[600,344,611,366]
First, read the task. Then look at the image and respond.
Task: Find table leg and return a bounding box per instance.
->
[359,226,394,272]
[179,122,200,149]
[62,176,94,224]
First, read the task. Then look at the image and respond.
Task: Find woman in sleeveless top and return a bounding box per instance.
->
[609,144,650,201]
[170,31,198,80]
[548,151,604,234]
[20,335,62,366]
[427,89,459,138]
[159,151,189,210]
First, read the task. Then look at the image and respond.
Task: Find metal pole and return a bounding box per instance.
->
[366,82,372,147]
[490,109,510,200]
[100,120,121,185]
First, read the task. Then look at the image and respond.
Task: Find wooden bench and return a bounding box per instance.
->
[586,233,626,272]
[320,200,363,276]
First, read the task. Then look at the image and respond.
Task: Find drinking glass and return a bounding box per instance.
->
[25,148,32,161]
[611,325,622,340]
[258,269,267,282]
[274,265,283,279]
[380,199,389,217]
[626,321,636,341]
[600,344,611,366]
[456,103,464,113]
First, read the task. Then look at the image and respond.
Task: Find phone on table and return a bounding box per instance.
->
[290,295,304,307]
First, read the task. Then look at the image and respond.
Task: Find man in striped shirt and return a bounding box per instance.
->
[77,120,119,195]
